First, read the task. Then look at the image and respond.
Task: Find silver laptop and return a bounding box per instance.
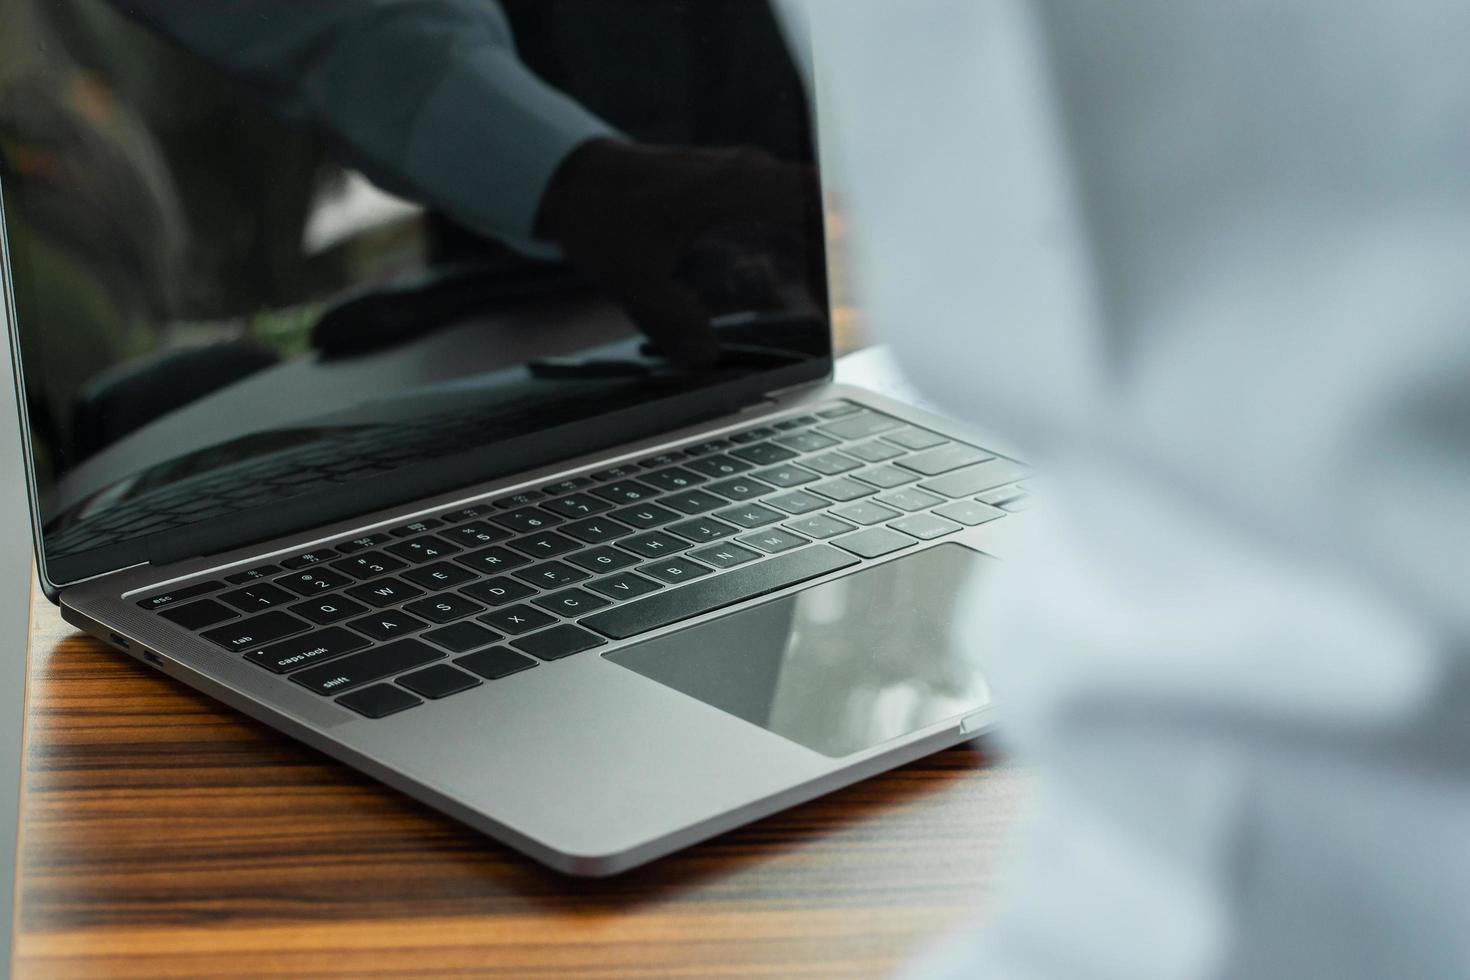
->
[0,0,1028,875]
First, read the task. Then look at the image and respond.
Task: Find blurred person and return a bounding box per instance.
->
[790,1,1470,978]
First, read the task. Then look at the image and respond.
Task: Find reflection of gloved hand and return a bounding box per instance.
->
[534,138,818,367]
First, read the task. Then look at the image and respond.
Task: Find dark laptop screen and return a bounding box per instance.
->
[0,0,830,588]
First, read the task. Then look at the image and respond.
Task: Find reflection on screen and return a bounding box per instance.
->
[0,0,829,582]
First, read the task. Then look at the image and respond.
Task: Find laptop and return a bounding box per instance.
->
[0,0,1028,875]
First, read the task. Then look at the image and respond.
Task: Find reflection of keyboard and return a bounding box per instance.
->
[137,401,1030,719]
[48,386,624,558]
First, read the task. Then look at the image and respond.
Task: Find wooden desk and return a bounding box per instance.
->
[13,582,1026,978]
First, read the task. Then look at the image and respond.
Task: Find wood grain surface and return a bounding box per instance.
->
[15,579,1027,979]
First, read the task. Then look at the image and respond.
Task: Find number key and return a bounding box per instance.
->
[278,568,354,596]
[332,552,407,580]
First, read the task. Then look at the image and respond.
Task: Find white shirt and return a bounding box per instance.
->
[794,2,1470,976]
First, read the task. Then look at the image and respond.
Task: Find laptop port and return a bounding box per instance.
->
[108,633,130,649]
[142,650,165,667]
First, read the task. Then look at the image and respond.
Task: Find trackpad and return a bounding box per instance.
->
[605,544,993,758]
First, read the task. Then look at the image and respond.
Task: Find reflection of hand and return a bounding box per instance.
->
[534,138,817,367]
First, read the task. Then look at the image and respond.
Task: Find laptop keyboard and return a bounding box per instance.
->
[135,402,1029,719]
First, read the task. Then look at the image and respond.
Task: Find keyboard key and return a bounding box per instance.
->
[730,442,798,466]
[507,531,580,559]
[832,527,917,559]
[919,460,1029,498]
[345,577,425,608]
[292,595,371,625]
[977,485,1029,509]
[348,609,429,642]
[397,664,480,699]
[566,546,640,573]
[462,577,536,606]
[713,504,783,529]
[620,531,687,559]
[638,451,688,468]
[294,638,442,695]
[587,571,664,601]
[877,488,946,512]
[660,490,727,515]
[775,415,818,430]
[934,500,1007,526]
[281,550,339,569]
[583,545,859,640]
[610,503,680,528]
[224,565,280,585]
[442,506,492,523]
[641,557,715,584]
[686,454,752,478]
[782,514,857,539]
[336,684,422,719]
[668,517,740,544]
[337,533,393,554]
[896,444,993,476]
[542,493,612,519]
[801,451,862,476]
[493,490,547,509]
[385,536,462,563]
[403,562,477,591]
[480,604,557,635]
[641,467,708,492]
[848,440,906,463]
[510,625,606,662]
[729,426,778,444]
[390,518,444,537]
[590,464,641,481]
[393,585,485,627]
[440,522,511,548]
[592,480,660,505]
[424,622,503,653]
[159,599,235,631]
[513,561,588,589]
[203,611,309,651]
[533,588,612,615]
[489,507,562,534]
[278,568,355,596]
[688,543,763,569]
[455,646,537,679]
[811,477,875,502]
[816,402,862,419]
[683,438,732,456]
[139,581,223,611]
[775,431,839,453]
[332,552,408,580]
[220,583,295,611]
[834,501,903,526]
[819,411,902,440]
[755,464,819,488]
[704,476,774,501]
[765,490,828,515]
[854,465,918,489]
[882,426,949,451]
[542,476,596,495]
[245,627,368,673]
[891,513,963,540]
[737,529,809,554]
[561,517,631,544]
[456,546,529,574]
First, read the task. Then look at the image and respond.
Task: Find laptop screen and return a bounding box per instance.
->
[0,0,830,589]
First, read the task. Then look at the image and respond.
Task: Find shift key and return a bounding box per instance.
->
[291,638,443,696]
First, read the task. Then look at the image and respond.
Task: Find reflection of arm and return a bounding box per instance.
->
[116,0,615,250]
